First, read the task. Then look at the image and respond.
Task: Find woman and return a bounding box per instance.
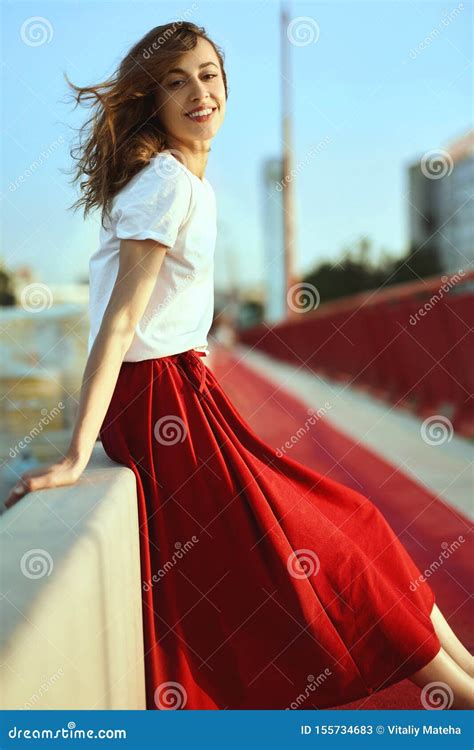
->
[5,21,473,711]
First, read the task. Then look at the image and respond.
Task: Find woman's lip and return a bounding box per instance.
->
[185,107,217,122]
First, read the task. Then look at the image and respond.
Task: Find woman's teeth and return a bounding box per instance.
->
[186,107,215,122]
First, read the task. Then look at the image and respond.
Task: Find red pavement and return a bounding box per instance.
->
[211,347,473,710]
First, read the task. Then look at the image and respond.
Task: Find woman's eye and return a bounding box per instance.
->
[168,73,217,87]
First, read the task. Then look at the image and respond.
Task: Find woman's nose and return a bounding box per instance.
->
[188,77,208,99]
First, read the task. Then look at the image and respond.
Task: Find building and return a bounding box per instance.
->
[408,129,474,273]
[261,158,286,323]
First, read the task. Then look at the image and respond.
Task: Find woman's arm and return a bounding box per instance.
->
[5,238,168,508]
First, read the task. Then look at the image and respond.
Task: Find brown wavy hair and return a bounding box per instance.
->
[65,21,228,226]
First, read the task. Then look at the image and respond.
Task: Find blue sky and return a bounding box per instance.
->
[2,0,472,289]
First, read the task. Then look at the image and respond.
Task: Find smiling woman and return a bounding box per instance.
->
[63,21,228,224]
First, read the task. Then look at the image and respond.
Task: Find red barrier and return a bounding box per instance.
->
[238,271,474,437]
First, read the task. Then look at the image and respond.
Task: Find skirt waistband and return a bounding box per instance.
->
[122,349,209,396]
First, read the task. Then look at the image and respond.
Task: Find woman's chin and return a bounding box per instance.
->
[182,126,221,142]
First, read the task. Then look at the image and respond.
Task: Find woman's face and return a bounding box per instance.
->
[157,36,226,149]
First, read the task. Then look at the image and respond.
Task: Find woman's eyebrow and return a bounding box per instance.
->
[165,61,219,76]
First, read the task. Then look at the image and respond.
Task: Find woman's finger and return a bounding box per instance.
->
[4,461,81,509]
[4,480,28,508]
[4,473,49,507]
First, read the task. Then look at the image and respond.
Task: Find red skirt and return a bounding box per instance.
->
[99,348,442,710]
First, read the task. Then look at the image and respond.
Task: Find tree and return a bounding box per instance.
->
[302,235,442,305]
[0,261,16,306]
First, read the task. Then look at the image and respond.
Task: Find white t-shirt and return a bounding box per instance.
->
[87,150,217,361]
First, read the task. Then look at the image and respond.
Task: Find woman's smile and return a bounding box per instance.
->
[185,105,218,124]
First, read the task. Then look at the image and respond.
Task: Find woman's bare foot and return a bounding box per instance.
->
[430,603,474,678]
[409,646,474,709]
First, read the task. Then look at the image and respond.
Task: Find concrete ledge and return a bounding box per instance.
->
[0,443,146,709]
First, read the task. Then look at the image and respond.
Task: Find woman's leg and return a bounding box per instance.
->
[409,646,474,709]
[430,603,474,678]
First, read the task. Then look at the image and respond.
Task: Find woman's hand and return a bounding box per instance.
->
[4,454,86,509]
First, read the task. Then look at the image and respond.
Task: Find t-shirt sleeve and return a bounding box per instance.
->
[112,161,192,247]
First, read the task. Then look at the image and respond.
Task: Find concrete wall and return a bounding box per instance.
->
[0,443,146,709]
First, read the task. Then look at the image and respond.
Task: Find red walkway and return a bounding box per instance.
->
[211,346,473,710]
